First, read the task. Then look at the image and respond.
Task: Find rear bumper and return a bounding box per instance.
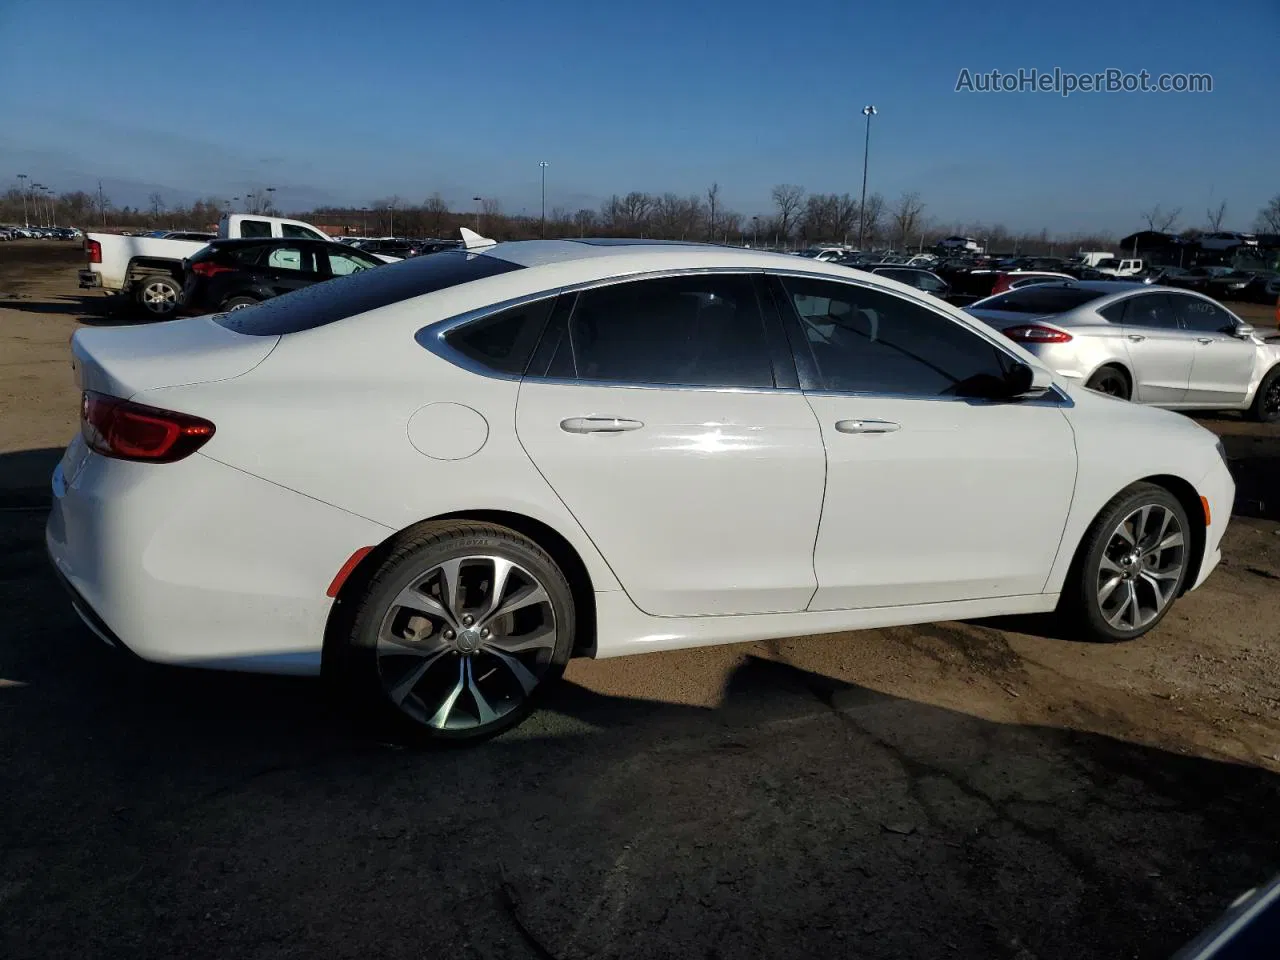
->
[46,446,394,676]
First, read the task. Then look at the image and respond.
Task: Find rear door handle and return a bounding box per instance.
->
[835,419,900,434]
[1196,337,1214,344]
[559,417,645,434]
[1127,334,1146,342]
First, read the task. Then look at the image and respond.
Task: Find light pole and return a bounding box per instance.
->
[33,183,46,226]
[473,196,482,232]
[538,161,549,238]
[265,186,276,214]
[858,105,877,250]
[752,215,759,249]
[17,173,28,226]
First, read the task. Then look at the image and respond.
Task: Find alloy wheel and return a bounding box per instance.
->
[141,280,178,313]
[1264,379,1280,419]
[375,555,558,731]
[1095,503,1185,631]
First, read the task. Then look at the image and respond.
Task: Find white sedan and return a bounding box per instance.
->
[48,236,1235,741]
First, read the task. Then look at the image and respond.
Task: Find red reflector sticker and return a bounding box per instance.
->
[327,547,374,598]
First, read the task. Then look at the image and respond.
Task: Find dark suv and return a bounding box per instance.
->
[181,238,384,313]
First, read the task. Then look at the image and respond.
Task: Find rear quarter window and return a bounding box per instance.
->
[214,250,523,335]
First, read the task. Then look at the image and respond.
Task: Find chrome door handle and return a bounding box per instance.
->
[835,419,900,434]
[1196,337,1214,344]
[559,417,645,434]
[1127,334,1146,342]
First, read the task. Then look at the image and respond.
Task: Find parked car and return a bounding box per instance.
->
[162,231,217,242]
[1093,257,1145,278]
[81,214,397,318]
[350,237,429,259]
[936,235,981,252]
[966,281,1280,420]
[796,246,851,261]
[854,263,950,297]
[49,237,1234,742]
[1160,265,1235,294]
[1198,232,1259,252]
[180,237,385,314]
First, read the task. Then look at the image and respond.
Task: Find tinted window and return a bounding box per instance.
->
[544,274,774,388]
[1122,293,1178,330]
[1098,299,1129,323]
[978,286,1108,314]
[781,276,1017,397]
[1172,294,1234,333]
[265,246,307,271]
[444,298,555,376]
[240,219,272,239]
[282,223,325,241]
[215,250,522,336]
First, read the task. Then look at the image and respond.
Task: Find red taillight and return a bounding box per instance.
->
[191,261,235,278]
[991,273,1013,295]
[1002,324,1073,344]
[85,238,102,263]
[80,391,215,463]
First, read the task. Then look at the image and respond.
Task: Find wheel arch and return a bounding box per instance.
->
[1133,474,1206,595]
[125,257,184,282]
[322,509,598,673]
[1084,360,1133,397]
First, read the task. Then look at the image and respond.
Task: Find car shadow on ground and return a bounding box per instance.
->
[0,293,157,325]
[2,469,1278,960]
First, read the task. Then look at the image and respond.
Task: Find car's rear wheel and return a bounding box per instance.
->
[1059,483,1190,642]
[221,295,260,311]
[134,275,182,317]
[1247,366,1280,423]
[337,522,574,743]
[1084,365,1131,400]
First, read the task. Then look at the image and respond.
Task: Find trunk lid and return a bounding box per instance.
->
[71,316,278,399]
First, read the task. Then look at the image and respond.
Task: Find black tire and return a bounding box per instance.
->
[1084,365,1131,400]
[133,274,182,317]
[333,521,575,744]
[1058,482,1191,643]
[221,295,260,311]
[1246,366,1280,423]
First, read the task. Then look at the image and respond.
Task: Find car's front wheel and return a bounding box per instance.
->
[1247,366,1280,423]
[1059,483,1191,642]
[336,522,575,743]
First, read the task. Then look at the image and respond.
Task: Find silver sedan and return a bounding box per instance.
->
[966,281,1280,422]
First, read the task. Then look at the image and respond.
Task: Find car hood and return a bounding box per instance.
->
[1059,377,1217,441]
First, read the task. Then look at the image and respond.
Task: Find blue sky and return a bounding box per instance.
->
[0,0,1275,234]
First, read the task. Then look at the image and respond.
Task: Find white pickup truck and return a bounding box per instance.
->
[80,214,360,317]
[1092,257,1145,278]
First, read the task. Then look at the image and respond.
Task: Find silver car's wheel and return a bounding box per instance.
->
[1095,503,1185,631]
[376,555,559,732]
[336,522,575,743]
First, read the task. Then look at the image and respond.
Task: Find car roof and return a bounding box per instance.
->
[487,238,818,271]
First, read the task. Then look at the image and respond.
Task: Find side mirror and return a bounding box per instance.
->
[1232,323,1256,339]
[1007,362,1053,398]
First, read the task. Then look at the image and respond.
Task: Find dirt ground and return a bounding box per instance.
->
[2,241,1279,959]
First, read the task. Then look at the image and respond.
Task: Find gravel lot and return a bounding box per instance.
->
[2,241,1278,959]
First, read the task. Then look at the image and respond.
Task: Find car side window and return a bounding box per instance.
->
[265,246,308,271]
[1123,293,1178,330]
[443,298,556,376]
[282,224,317,240]
[1098,299,1129,323]
[542,274,775,389]
[240,219,272,239]
[327,250,376,276]
[1172,295,1234,334]
[779,276,1017,397]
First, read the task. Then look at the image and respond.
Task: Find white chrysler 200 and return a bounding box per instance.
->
[47,235,1235,741]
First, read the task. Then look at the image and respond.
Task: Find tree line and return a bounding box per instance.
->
[3,183,1277,255]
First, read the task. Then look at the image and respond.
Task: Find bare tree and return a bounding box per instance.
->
[858,192,885,247]
[1140,204,1181,233]
[424,192,448,236]
[1255,195,1280,234]
[1206,200,1227,232]
[572,208,597,236]
[891,192,925,249]
[705,183,720,241]
[770,184,805,241]
[481,197,502,218]
[148,191,165,223]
